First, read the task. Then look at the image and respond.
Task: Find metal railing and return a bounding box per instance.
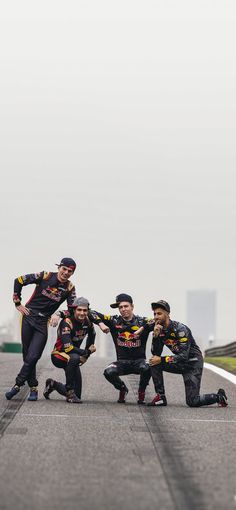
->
[205,341,236,357]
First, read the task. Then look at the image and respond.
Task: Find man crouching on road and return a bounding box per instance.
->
[43,297,96,404]
[90,293,151,404]
[136,300,228,408]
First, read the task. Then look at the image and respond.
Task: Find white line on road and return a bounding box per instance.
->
[204,362,236,384]
[17,414,236,423]
[165,418,236,423]
[18,413,133,419]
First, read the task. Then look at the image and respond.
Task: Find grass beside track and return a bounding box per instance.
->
[205,357,236,375]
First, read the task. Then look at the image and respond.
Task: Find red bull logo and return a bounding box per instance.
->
[118,331,135,341]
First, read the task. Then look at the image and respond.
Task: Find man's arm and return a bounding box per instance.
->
[89,310,114,333]
[85,324,96,350]
[13,271,45,316]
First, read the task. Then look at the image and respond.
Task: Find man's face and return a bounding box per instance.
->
[118,302,134,320]
[57,265,74,283]
[74,306,88,321]
[153,308,169,327]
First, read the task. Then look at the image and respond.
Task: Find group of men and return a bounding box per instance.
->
[5,257,228,408]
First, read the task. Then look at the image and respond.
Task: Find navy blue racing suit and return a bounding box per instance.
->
[90,311,151,391]
[13,271,76,388]
[147,320,221,407]
[51,315,96,398]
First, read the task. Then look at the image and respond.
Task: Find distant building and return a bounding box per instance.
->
[186,290,217,351]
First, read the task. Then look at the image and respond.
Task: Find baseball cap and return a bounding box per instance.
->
[110,293,133,308]
[151,300,170,313]
[56,257,76,270]
[72,297,90,308]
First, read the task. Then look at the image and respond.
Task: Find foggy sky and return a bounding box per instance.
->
[0,1,236,341]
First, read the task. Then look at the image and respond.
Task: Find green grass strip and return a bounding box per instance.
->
[205,357,236,375]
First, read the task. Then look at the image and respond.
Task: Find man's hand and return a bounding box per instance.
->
[153,324,163,338]
[89,344,96,354]
[133,326,144,339]
[149,355,162,366]
[99,322,110,334]
[16,305,30,316]
[49,314,60,327]
[79,356,87,365]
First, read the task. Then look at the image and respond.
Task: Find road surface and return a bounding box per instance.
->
[0,353,235,510]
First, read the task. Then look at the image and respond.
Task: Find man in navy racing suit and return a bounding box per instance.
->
[43,297,96,404]
[5,257,77,401]
[90,293,151,404]
[138,300,228,407]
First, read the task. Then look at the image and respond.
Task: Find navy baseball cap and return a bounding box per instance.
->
[151,300,170,313]
[56,257,76,270]
[110,293,133,309]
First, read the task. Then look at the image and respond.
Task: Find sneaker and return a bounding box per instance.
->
[117,385,129,404]
[66,390,82,404]
[217,388,228,407]
[5,385,20,400]
[43,378,55,400]
[137,390,146,405]
[28,387,38,401]
[147,393,167,406]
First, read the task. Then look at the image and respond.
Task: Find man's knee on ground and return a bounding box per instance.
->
[186,397,200,408]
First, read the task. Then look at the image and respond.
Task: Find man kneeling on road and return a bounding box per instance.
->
[44,297,96,404]
[90,293,151,404]
[136,300,228,408]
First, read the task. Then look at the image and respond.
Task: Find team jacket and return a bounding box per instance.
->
[90,311,151,360]
[13,271,76,318]
[52,316,96,362]
[147,320,202,365]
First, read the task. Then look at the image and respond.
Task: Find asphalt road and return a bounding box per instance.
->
[0,353,235,510]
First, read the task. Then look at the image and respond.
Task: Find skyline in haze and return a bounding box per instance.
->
[0,1,236,341]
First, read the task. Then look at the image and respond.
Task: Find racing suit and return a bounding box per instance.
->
[51,315,96,398]
[147,320,221,407]
[90,311,151,391]
[13,271,76,388]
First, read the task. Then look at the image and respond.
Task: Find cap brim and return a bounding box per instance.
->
[151,302,169,312]
[110,302,119,308]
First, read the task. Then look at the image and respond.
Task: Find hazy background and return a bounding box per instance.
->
[0,0,235,342]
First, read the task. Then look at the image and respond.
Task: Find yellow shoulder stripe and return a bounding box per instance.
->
[43,272,51,280]
[18,276,24,284]
[65,345,74,353]
[65,318,73,328]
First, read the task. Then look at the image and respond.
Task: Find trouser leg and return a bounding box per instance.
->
[137,360,151,391]
[65,354,81,391]
[150,364,166,395]
[74,367,82,399]
[183,362,219,407]
[103,362,126,390]
[16,320,47,387]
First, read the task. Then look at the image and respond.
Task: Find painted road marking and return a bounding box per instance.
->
[204,362,236,384]
[16,414,236,423]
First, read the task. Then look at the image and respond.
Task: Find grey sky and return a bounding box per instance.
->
[0,1,236,341]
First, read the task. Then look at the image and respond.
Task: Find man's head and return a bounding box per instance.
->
[110,293,134,321]
[151,300,170,327]
[72,297,89,321]
[56,257,76,283]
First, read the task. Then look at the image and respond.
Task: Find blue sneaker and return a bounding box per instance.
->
[28,387,38,401]
[5,385,20,400]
